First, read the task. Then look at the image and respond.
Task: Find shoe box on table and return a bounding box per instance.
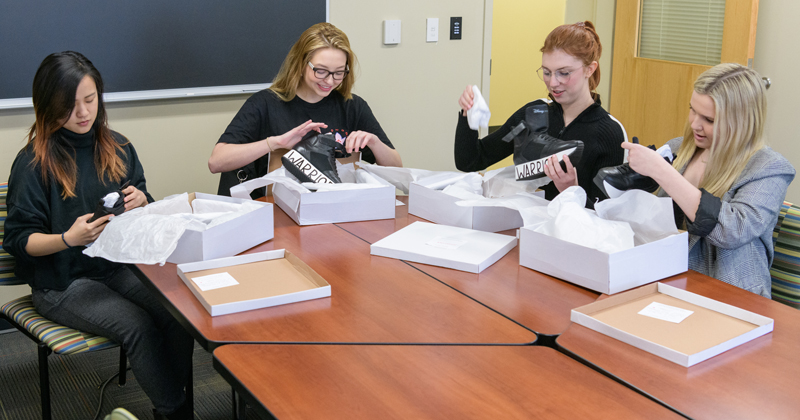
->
[272,182,396,225]
[519,224,688,295]
[407,170,547,233]
[370,221,517,273]
[167,192,274,264]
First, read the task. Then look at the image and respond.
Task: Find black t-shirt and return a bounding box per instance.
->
[216,89,394,197]
[454,98,626,208]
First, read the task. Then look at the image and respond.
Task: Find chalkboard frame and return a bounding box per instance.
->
[0,1,329,109]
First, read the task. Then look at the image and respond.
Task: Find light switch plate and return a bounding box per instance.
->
[383,20,401,45]
[426,18,438,42]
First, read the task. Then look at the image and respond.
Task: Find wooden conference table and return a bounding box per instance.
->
[133,196,800,419]
[133,200,537,350]
[213,344,682,420]
[338,196,600,339]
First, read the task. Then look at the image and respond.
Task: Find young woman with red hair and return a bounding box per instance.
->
[454,21,626,208]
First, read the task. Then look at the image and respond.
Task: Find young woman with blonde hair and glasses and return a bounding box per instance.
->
[624,63,795,297]
[455,21,626,208]
[209,22,401,197]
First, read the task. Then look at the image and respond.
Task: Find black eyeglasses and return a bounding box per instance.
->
[308,62,349,81]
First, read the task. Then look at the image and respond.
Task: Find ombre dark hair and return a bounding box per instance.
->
[27,51,127,199]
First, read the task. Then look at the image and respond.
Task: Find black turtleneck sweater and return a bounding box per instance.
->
[454,98,626,208]
[3,128,153,291]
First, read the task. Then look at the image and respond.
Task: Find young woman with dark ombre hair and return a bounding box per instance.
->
[3,51,194,420]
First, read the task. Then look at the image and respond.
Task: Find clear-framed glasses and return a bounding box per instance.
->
[308,62,349,81]
[536,66,582,84]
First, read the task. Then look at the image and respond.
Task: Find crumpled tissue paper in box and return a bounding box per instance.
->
[529,186,679,253]
[83,193,262,265]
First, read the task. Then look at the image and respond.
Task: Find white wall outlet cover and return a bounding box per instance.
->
[383,20,401,45]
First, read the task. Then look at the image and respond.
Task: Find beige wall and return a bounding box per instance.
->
[331,0,490,172]
[565,0,616,109]
[753,0,800,204]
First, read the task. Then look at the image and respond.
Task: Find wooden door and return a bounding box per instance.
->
[609,0,759,147]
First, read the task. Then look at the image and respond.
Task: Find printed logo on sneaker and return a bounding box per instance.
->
[514,147,576,180]
[334,132,346,145]
[284,149,336,184]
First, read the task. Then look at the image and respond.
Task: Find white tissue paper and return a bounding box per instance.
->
[594,189,679,246]
[657,144,673,161]
[467,86,491,130]
[102,192,120,208]
[83,193,261,265]
[358,162,453,194]
[532,187,635,254]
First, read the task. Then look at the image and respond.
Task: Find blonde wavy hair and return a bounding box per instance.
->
[269,22,357,102]
[672,63,767,197]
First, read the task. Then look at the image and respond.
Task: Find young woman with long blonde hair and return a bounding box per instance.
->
[624,63,795,297]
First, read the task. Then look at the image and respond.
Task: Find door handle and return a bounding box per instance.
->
[762,77,771,90]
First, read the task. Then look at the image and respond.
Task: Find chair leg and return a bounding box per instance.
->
[186,361,194,416]
[118,347,127,386]
[38,342,52,420]
[234,388,247,420]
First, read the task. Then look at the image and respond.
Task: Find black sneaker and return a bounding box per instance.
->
[281,132,348,184]
[593,143,673,198]
[502,104,584,181]
[88,181,129,222]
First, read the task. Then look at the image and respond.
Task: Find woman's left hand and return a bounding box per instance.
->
[122,185,147,211]
[345,130,379,154]
[544,154,578,192]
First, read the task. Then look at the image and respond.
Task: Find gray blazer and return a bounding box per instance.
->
[659,137,795,297]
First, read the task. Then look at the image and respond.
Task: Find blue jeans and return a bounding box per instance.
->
[32,266,194,415]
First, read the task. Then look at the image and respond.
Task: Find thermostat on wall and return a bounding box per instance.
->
[384,20,401,45]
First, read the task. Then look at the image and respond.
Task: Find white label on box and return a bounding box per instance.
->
[638,301,694,323]
[192,272,239,291]
[426,236,468,250]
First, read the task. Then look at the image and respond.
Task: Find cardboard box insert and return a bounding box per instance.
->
[571,283,773,366]
[178,250,330,316]
[182,255,322,306]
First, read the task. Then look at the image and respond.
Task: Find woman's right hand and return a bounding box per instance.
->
[621,142,671,178]
[270,120,328,150]
[64,213,112,247]
[458,85,475,116]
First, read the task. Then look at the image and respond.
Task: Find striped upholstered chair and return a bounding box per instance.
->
[770,201,800,309]
[0,182,128,420]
